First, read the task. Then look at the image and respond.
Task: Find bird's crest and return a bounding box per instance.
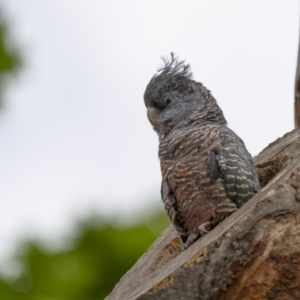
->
[156,53,193,80]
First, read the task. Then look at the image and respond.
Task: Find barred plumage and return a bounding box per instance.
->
[144,54,260,248]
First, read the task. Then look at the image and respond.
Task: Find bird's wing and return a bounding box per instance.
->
[209,126,260,208]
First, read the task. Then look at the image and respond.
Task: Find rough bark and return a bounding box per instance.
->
[294,16,300,128]
[295,22,300,128]
[107,129,300,300]
[295,84,300,128]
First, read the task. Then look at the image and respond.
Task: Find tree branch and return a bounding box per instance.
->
[295,20,300,128]
[107,129,300,300]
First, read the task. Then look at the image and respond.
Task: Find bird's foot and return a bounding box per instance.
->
[182,221,213,249]
[182,233,199,249]
[198,221,213,236]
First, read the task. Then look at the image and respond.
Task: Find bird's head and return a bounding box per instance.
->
[144,53,226,138]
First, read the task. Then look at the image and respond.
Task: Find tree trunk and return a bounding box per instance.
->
[295,22,300,128]
[107,129,300,300]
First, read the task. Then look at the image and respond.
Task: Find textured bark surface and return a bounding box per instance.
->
[295,26,300,128]
[107,129,300,300]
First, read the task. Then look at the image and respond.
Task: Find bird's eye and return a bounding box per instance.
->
[165,98,172,105]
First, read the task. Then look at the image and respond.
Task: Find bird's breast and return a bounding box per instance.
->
[159,125,228,234]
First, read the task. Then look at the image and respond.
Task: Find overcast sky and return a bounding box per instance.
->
[0,0,298,264]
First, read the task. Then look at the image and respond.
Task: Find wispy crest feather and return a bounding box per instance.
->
[156,52,193,79]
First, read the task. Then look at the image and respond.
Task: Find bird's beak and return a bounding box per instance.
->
[147,107,160,131]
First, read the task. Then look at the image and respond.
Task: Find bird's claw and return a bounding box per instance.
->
[198,222,211,236]
[182,233,199,249]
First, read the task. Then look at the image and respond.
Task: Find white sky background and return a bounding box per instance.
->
[0,0,298,263]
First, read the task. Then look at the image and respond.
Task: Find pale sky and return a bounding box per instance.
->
[0,0,298,265]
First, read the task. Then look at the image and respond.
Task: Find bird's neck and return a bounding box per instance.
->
[180,97,227,129]
[199,98,227,125]
[158,95,227,140]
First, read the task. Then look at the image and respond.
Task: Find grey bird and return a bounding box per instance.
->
[144,53,261,248]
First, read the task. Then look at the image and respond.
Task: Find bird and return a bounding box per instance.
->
[144,53,261,249]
